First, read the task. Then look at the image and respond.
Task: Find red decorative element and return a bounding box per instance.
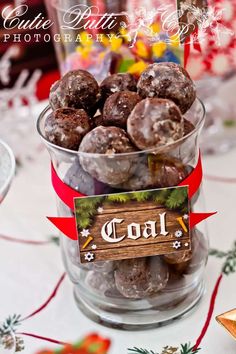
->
[53,154,203,209]
[179,152,203,199]
[35,333,111,353]
[189,212,217,228]
[47,217,77,240]
[193,27,202,53]
[18,332,69,346]
[184,28,202,68]
[22,273,66,321]
[51,163,85,210]
[184,37,191,68]
[187,0,236,77]
[205,174,236,184]
[194,274,223,350]
[76,333,111,354]
[37,70,60,101]
[0,234,50,245]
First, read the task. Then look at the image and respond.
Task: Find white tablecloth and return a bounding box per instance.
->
[0,102,236,354]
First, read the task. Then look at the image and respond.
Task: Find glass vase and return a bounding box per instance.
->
[37,98,208,329]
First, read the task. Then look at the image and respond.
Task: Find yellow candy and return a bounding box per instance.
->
[80,31,93,47]
[119,27,130,43]
[150,23,161,34]
[110,35,123,52]
[76,46,92,59]
[99,51,106,59]
[119,27,127,36]
[152,42,167,58]
[128,61,148,76]
[170,34,180,48]
[100,35,110,47]
[136,40,149,59]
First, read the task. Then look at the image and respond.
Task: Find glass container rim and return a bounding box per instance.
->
[37,98,205,158]
[0,139,15,197]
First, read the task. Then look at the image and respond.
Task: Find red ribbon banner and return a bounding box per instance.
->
[184,27,202,68]
[48,153,216,240]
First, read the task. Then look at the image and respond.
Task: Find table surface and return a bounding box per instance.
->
[0,102,236,354]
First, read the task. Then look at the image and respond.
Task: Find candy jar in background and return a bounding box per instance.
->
[0,139,15,204]
[44,0,182,82]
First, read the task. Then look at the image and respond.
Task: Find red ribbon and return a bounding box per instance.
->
[184,27,202,68]
[48,153,216,240]
[184,36,191,68]
[51,163,85,210]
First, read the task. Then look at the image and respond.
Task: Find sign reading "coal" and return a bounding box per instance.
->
[74,187,190,263]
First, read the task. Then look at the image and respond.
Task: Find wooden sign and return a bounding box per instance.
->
[74,187,190,264]
[177,0,208,42]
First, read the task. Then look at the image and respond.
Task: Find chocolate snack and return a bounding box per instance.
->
[85,271,120,297]
[114,257,169,299]
[127,98,184,150]
[64,159,114,196]
[163,229,206,275]
[184,118,195,136]
[44,108,91,150]
[113,155,189,190]
[49,70,100,116]
[100,73,137,104]
[79,126,137,185]
[93,114,105,127]
[137,62,196,114]
[103,91,141,129]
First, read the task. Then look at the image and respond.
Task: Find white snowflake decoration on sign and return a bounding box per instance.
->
[173,241,181,250]
[81,229,90,238]
[85,252,94,262]
[91,244,97,250]
[175,230,183,238]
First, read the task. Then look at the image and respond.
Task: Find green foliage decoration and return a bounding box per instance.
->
[127,343,200,354]
[75,187,188,231]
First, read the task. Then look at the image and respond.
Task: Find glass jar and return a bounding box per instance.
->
[45,0,182,80]
[37,98,208,329]
[0,139,15,204]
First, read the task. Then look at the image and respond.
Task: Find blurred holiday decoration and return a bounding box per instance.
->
[0,0,57,164]
[216,309,236,340]
[36,334,111,354]
[0,139,15,204]
[180,0,236,154]
[0,43,42,164]
[0,45,42,110]
[197,73,236,154]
